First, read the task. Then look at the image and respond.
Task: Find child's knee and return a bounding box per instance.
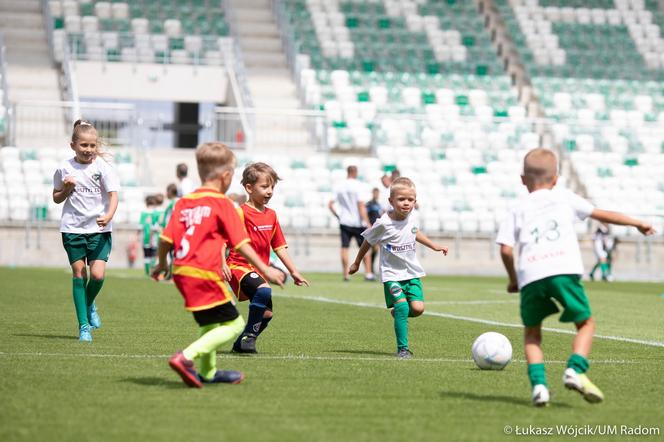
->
[524,326,542,342]
[263,309,273,319]
[409,301,424,317]
[250,286,272,309]
[576,316,595,330]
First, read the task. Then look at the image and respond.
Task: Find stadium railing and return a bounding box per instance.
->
[214,106,327,151]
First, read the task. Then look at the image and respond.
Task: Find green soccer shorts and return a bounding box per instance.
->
[62,232,113,264]
[520,274,591,327]
[383,278,424,308]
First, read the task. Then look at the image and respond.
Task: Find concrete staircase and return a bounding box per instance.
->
[227,0,314,151]
[0,0,68,147]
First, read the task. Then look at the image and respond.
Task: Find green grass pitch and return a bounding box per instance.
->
[1,267,663,441]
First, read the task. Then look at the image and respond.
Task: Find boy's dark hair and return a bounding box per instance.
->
[154,193,164,205]
[145,195,157,206]
[241,162,281,186]
[176,163,188,178]
[166,183,178,198]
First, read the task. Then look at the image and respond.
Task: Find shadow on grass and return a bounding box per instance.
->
[440,391,573,409]
[13,333,77,341]
[121,377,189,389]
[332,349,396,357]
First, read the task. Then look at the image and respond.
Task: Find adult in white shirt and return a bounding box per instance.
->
[328,165,374,281]
[176,163,196,197]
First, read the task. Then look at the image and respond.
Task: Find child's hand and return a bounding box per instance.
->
[151,262,169,281]
[431,244,448,255]
[264,267,285,289]
[291,271,309,287]
[222,263,232,281]
[507,281,518,293]
[348,262,360,275]
[62,176,76,193]
[637,222,655,236]
[96,214,112,228]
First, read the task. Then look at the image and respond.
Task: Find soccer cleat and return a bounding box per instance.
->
[88,302,101,329]
[531,384,550,407]
[397,348,413,359]
[364,274,376,282]
[232,334,257,354]
[199,370,245,385]
[79,324,92,342]
[168,352,202,388]
[563,368,604,403]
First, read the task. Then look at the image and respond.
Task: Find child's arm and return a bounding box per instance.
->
[499,244,519,293]
[220,243,232,282]
[53,176,76,204]
[349,239,372,275]
[274,248,310,286]
[151,239,173,280]
[415,231,448,255]
[237,243,285,288]
[590,209,655,235]
[96,191,119,228]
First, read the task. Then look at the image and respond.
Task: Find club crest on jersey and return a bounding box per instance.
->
[411,227,418,234]
[92,173,101,182]
[389,284,402,297]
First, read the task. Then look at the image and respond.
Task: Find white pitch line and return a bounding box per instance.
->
[426,300,519,305]
[273,293,664,348]
[0,351,639,365]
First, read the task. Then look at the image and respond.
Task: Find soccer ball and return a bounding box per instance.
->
[471,332,512,370]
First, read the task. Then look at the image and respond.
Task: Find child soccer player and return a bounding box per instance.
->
[152,143,285,388]
[496,148,655,407]
[223,162,309,354]
[139,195,162,276]
[349,177,448,359]
[53,119,119,342]
[589,223,616,281]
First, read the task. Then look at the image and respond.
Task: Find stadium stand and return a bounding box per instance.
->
[0,33,8,142]
[496,0,664,234]
[48,0,230,65]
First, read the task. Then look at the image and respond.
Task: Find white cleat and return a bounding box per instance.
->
[563,368,604,403]
[532,384,550,407]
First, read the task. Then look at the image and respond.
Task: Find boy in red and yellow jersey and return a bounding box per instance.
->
[152,143,283,388]
[223,162,309,354]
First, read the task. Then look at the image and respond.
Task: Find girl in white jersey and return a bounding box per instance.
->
[349,177,448,358]
[497,148,654,407]
[53,120,120,342]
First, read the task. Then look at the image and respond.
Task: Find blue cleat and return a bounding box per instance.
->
[79,324,92,342]
[199,370,245,385]
[88,302,101,329]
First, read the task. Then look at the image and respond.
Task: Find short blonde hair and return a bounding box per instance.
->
[390,177,416,197]
[523,148,558,185]
[195,142,235,182]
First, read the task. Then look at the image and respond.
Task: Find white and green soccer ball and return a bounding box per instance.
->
[471,332,512,370]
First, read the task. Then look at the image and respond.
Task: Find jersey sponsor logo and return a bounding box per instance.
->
[180,205,211,227]
[385,242,416,253]
[254,224,273,232]
[74,186,102,194]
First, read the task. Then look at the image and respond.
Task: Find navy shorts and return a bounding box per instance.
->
[340,224,364,248]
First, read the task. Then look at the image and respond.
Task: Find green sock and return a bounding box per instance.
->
[144,263,151,276]
[590,263,600,277]
[182,316,245,370]
[567,353,589,374]
[600,262,609,278]
[195,324,221,380]
[86,278,104,307]
[393,301,409,351]
[72,278,89,327]
[527,363,547,387]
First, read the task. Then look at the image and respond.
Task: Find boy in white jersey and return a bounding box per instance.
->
[53,119,120,341]
[349,177,448,358]
[496,148,654,407]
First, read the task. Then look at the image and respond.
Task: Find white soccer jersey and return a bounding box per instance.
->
[333,178,366,227]
[496,188,594,289]
[362,212,426,283]
[53,157,121,233]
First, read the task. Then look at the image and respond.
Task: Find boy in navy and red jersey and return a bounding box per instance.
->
[152,143,284,388]
[223,162,309,354]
